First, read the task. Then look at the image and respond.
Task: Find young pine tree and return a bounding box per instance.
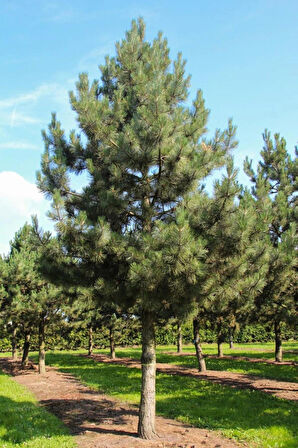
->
[37,18,236,438]
[244,131,297,362]
[5,224,62,373]
[188,159,270,365]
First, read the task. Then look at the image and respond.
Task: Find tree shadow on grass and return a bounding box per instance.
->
[40,397,138,437]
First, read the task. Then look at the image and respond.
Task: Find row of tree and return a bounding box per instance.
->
[0,18,296,440]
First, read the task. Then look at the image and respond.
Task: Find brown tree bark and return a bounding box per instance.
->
[177,321,182,353]
[138,310,157,439]
[217,323,225,357]
[274,320,282,362]
[38,319,46,374]
[218,340,224,357]
[11,326,17,360]
[109,327,115,359]
[21,333,30,367]
[193,317,206,372]
[229,328,234,349]
[88,326,93,356]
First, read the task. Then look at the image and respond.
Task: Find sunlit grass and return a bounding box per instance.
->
[35,351,297,448]
[0,369,75,448]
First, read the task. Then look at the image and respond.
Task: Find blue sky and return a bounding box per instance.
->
[0,0,297,254]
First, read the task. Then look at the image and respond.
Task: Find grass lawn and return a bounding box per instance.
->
[181,341,298,361]
[33,351,297,448]
[0,369,75,448]
[94,342,298,383]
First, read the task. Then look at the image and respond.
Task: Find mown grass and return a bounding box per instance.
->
[0,369,75,448]
[179,341,298,361]
[35,351,297,448]
[95,342,298,383]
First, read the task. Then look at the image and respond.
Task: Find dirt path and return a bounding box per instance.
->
[0,358,242,448]
[88,354,298,401]
[168,351,297,366]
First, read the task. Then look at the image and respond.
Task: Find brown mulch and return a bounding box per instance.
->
[0,358,242,448]
[87,354,298,401]
[169,351,297,366]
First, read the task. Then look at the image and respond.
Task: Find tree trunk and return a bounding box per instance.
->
[177,321,182,354]
[21,333,30,367]
[11,327,17,360]
[229,328,234,349]
[193,317,206,372]
[38,319,46,374]
[217,324,224,357]
[274,320,282,362]
[88,326,93,356]
[138,310,157,439]
[217,339,224,357]
[109,327,115,359]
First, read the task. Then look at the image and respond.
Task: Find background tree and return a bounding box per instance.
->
[244,131,297,362]
[4,224,62,373]
[37,18,236,438]
[188,159,270,365]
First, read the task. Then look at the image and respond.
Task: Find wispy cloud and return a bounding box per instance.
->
[41,1,93,24]
[9,110,40,127]
[0,141,40,151]
[78,43,114,71]
[0,83,69,110]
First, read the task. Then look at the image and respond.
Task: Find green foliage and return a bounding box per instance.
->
[244,132,297,330]
[36,17,237,324]
[0,223,65,369]
[188,159,271,344]
[0,370,74,447]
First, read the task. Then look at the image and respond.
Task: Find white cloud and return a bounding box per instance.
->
[0,141,40,151]
[0,81,74,134]
[78,44,114,71]
[0,171,52,255]
[0,83,69,109]
[10,110,40,127]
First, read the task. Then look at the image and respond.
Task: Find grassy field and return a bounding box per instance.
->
[172,341,298,361]
[94,342,298,383]
[0,369,75,448]
[31,351,297,448]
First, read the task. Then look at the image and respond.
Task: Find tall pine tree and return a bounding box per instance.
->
[37,18,236,438]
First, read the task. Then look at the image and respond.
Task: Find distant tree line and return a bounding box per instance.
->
[0,316,295,354]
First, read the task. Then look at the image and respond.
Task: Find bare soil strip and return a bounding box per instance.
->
[168,352,297,366]
[0,358,242,448]
[88,354,298,401]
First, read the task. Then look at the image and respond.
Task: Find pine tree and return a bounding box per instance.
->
[37,18,236,438]
[188,159,271,365]
[244,131,297,362]
[0,256,16,358]
[4,224,62,373]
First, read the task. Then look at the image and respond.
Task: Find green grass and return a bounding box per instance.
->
[0,369,75,448]
[183,341,298,361]
[96,342,298,383]
[33,351,298,448]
